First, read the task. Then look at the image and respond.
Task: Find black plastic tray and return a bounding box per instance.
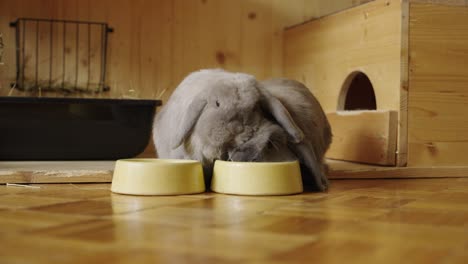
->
[0,97,161,160]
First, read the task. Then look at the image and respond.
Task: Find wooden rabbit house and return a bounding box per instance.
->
[284,0,468,177]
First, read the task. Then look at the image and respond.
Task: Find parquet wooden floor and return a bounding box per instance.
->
[1,178,467,263]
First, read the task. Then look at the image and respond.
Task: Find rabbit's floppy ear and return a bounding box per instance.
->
[258,86,304,143]
[171,98,207,149]
[294,143,329,191]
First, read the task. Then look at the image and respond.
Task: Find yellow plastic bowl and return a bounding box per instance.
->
[111,159,205,195]
[211,160,303,196]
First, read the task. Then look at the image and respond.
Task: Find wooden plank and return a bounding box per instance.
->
[328,159,468,178]
[408,3,468,166]
[284,0,402,112]
[398,0,409,166]
[314,0,375,18]
[326,110,398,166]
[0,161,114,184]
[240,0,273,79]
[2,178,468,263]
[410,0,468,5]
[0,0,367,99]
[284,0,406,167]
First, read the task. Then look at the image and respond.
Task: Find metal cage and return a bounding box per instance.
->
[9,18,113,94]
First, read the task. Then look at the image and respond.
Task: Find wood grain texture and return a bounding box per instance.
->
[410,0,468,5]
[1,178,468,263]
[0,161,113,184]
[284,0,402,112]
[0,0,379,100]
[408,3,468,166]
[398,0,409,166]
[2,158,468,185]
[326,110,398,165]
[284,0,407,166]
[328,159,468,179]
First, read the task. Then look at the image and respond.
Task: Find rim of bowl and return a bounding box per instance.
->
[214,160,299,166]
[117,158,201,164]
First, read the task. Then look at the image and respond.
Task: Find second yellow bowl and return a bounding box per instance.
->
[211,160,303,196]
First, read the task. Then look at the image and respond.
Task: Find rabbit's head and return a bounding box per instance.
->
[172,70,303,167]
[227,119,297,162]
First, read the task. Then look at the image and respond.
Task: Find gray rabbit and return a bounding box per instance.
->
[153,69,332,191]
[260,78,332,190]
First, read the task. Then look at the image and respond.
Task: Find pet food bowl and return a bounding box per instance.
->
[211,160,303,196]
[111,159,205,195]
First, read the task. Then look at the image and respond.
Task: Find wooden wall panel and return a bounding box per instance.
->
[408,3,468,166]
[283,0,405,165]
[0,0,368,101]
[284,0,402,113]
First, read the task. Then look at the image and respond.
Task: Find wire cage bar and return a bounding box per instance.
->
[9,18,114,94]
[0,33,4,65]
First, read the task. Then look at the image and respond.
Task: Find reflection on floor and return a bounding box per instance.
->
[1,178,467,263]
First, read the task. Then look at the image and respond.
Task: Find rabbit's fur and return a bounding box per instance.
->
[153,69,332,191]
[260,78,332,189]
